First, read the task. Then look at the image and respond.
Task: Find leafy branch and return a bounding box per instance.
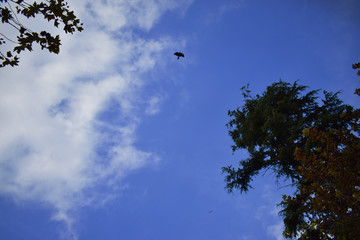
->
[0,0,83,68]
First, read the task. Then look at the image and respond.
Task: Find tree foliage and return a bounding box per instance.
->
[223,81,352,193]
[279,113,360,239]
[278,65,360,239]
[224,65,360,239]
[0,0,83,68]
[354,62,360,96]
[353,62,360,77]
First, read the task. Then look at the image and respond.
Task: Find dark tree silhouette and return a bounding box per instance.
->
[224,77,359,239]
[223,81,353,193]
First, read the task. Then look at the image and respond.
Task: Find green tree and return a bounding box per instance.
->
[223,81,352,193]
[0,0,83,68]
[278,65,360,239]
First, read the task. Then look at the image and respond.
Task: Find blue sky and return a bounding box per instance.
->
[0,0,359,240]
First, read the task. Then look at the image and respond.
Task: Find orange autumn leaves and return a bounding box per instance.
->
[281,112,360,239]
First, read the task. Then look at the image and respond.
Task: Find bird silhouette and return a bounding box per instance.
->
[174,52,184,59]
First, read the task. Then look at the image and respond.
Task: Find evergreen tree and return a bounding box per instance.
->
[223,81,352,192]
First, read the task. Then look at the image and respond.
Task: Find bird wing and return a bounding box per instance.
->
[174,52,184,57]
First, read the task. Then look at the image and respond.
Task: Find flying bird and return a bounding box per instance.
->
[174,52,184,59]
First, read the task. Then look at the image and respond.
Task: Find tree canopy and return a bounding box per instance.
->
[279,112,360,239]
[277,66,360,239]
[224,65,360,239]
[223,81,352,193]
[0,0,83,68]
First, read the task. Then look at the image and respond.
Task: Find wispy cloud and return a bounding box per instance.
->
[145,95,164,115]
[203,0,245,24]
[267,221,284,240]
[255,183,289,240]
[0,0,192,236]
[82,0,194,32]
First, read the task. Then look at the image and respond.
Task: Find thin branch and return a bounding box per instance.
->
[0,33,18,44]
[6,0,42,35]
[9,0,31,8]
[7,1,20,24]
[9,18,34,34]
[5,20,21,31]
[0,51,6,58]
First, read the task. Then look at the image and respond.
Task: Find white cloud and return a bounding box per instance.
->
[82,0,194,32]
[0,0,192,236]
[267,222,284,240]
[145,95,164,115]
[220,0,245,13]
